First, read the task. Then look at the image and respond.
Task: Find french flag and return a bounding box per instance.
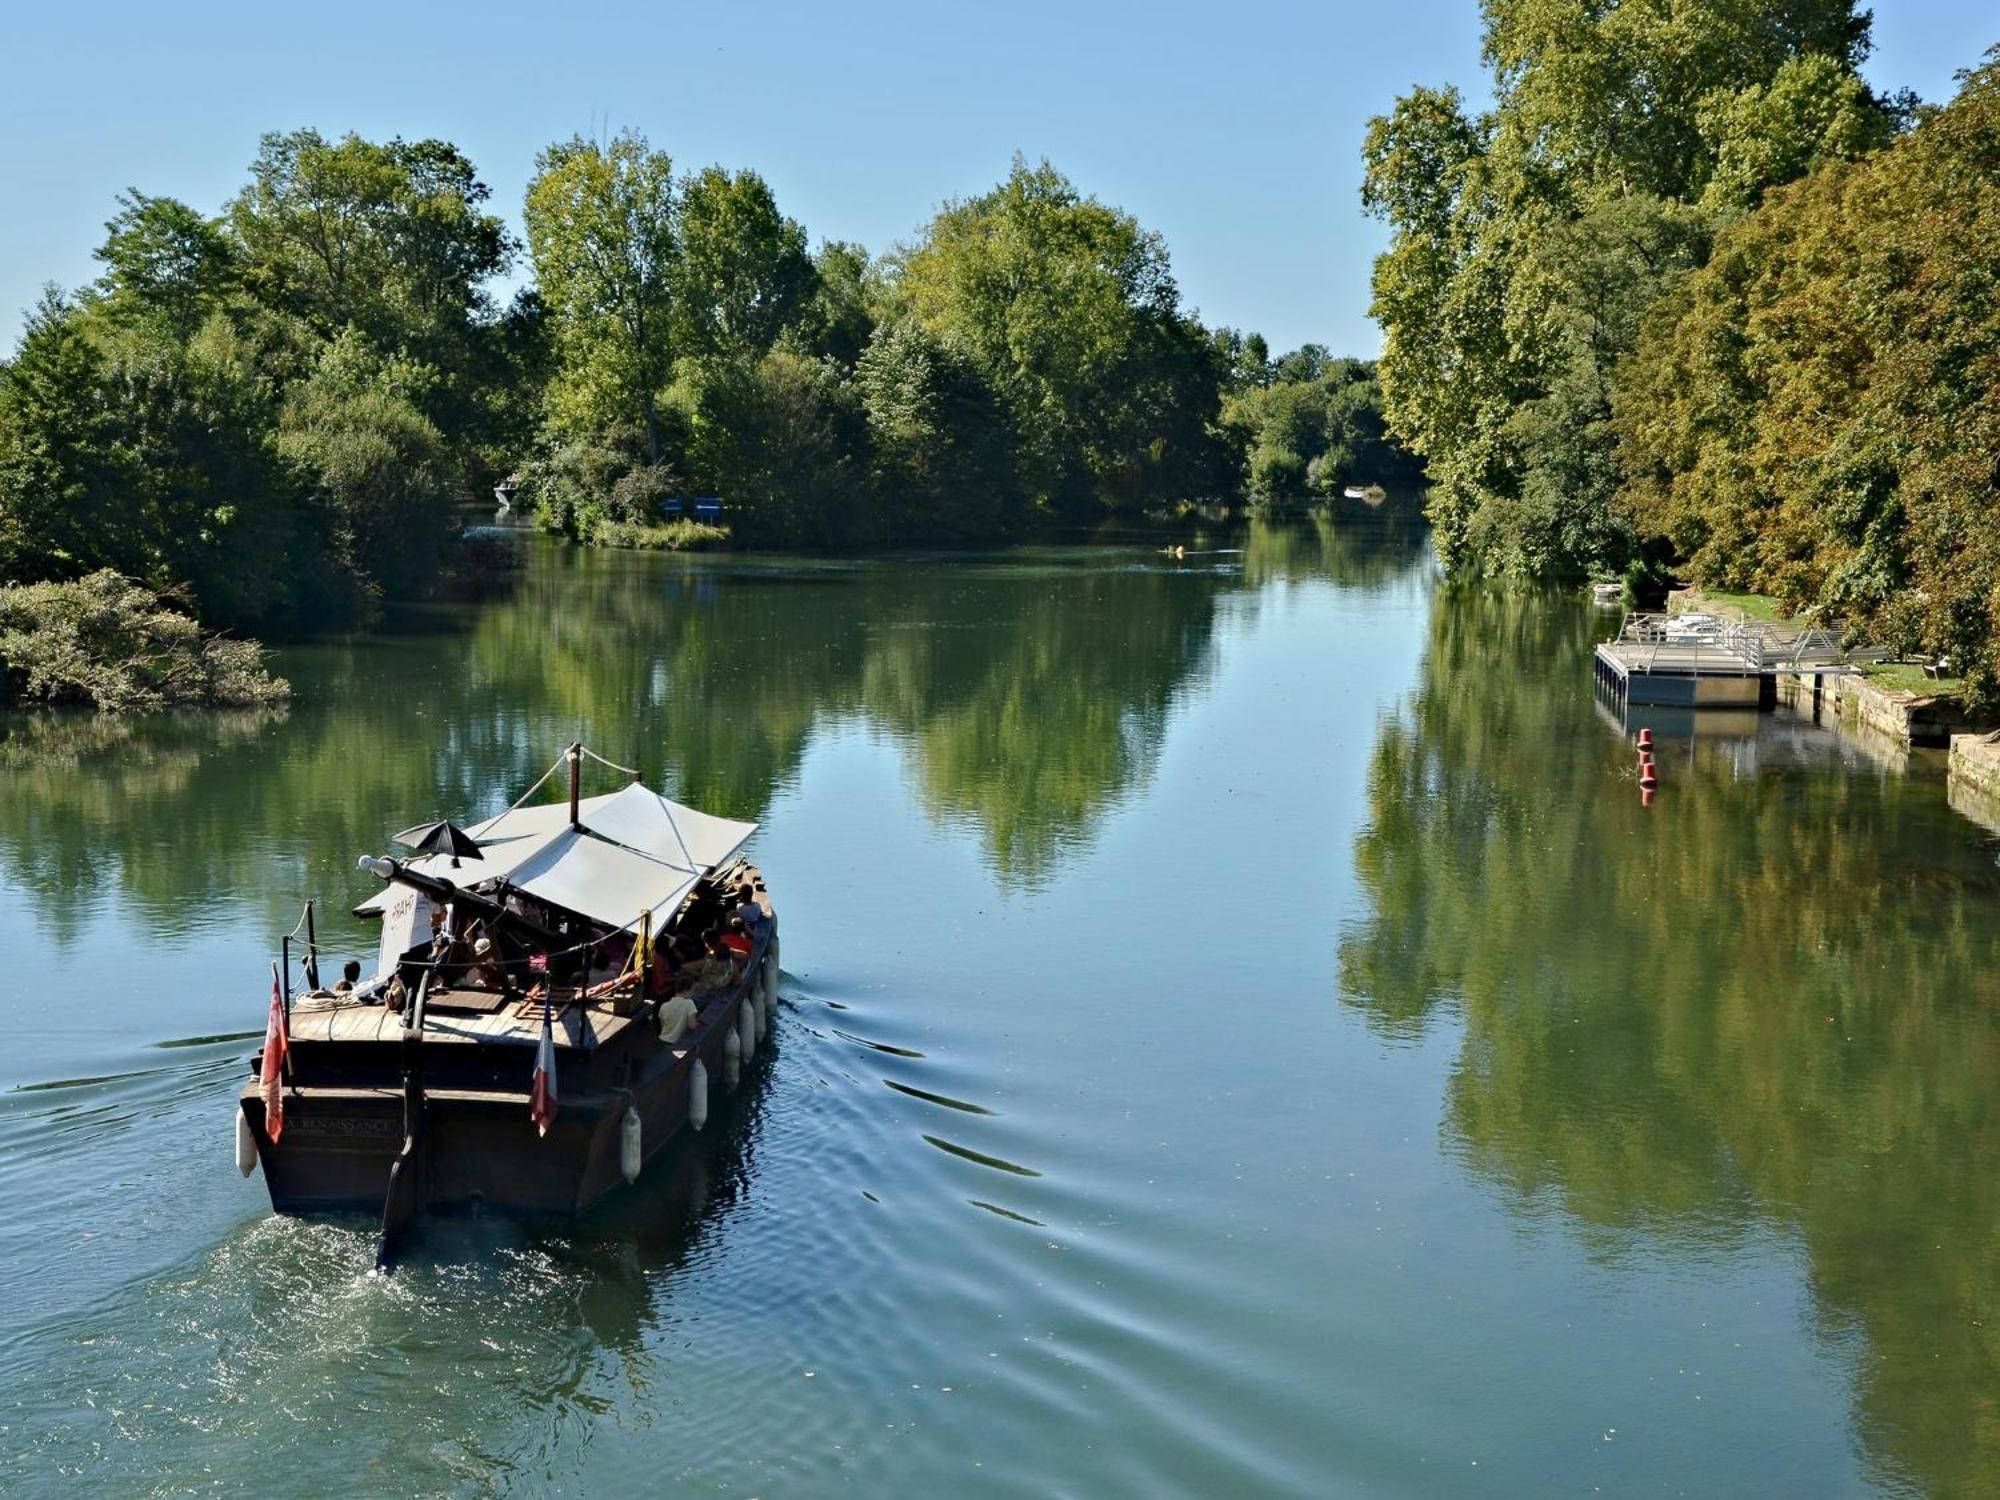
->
[261,962,289,1143]
[530,1002,558,1137]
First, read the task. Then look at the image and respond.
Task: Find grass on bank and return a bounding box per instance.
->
[593,519,732,552]
[1698,590,1794,624]
[1678,588,1971,700]
[1861,662,1966,698]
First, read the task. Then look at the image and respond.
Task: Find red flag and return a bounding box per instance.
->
[261,962,289,1144]
[530,1003,558,1136]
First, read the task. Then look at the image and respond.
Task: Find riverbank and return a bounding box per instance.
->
[592,519,732,552]
[1668,587,1994,748]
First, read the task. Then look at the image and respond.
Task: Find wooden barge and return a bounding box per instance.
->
[237,745,779,1267]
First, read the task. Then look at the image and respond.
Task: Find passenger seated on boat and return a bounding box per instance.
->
[647,935,681,1000]
[429,912,472,985]
[734,884,765,932]
[719,917,753,963]
[675,936,737,998]
[708,927,746,977]
[467,935,506,990]
[333,959,361,993]
[655,993,699,1043]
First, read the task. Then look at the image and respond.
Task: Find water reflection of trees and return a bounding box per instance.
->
[1340,586,2000,1497]
[4,521,1409,939]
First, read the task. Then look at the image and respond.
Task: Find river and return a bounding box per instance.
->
[1,514,1995,1497]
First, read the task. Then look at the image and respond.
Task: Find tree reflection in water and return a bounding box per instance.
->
[0,515,1429,947]
[1341,585,2000,1497]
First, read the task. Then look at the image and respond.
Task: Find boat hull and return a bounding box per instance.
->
[241,941,771,1222]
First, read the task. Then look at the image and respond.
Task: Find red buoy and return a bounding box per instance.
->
[1640,764,1658,788]
[1636,727,1654,750]
[1638,749,1654,767]
[1641,785,1656,807]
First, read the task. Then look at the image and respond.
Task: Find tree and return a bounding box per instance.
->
[856,319,1019,540]
[1363,0,1893,577]
[0,291,139,584]
[91,192,239,338]
[897,157,1222,514]
[230,130,510,361]
[523,131,679,461]
[276,330,451,611]
[674,166,814,359]
[670,351,868,548]
[798,240,877,368]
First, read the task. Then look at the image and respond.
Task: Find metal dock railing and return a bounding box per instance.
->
[1595,612,1882,709]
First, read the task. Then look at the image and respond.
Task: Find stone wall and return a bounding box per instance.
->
[1949,735,2000,834]
[1774,671,1981,749]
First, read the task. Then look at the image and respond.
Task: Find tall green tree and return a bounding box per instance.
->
[0,292,140,585]
[91,192,239,338]
[897,157,1225,515]
[523,131,679,461]
[673,166,814,360]
[800,240,878,368]
[1363,0,1892,577]
[276,330,451,612]
[856,319,1019,540]
[230,130,510,364]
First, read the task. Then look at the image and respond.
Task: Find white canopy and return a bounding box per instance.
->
[575,781,758,873]
[360,777,758,932]
[501,826,704,932]
[467,782,756,877]
[465,791,621,844]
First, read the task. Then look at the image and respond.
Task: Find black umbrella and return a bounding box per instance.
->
[393,819,485,864]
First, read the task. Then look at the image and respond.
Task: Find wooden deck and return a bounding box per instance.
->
[288,857,776,1053]
[290,990,638,1049]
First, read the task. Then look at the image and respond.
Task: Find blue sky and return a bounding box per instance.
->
[2,2,1991,357]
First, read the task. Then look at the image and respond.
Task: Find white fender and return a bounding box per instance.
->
[723,1024,742,1089]
[752,975,767,1045]
[620,1104,643,1184]
[738,992,757,1065]
[688,1059,709,1132]
[234,1108,257,1177]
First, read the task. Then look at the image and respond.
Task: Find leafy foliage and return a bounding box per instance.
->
[894,157,1232,516]
[0,570,288,710]
[524,132,680,462]
[1364,0,1894,577]
[0,127,529,650]
[856,320,1019,541]
[1219,353,1422,501]
[1616,52,2000,705]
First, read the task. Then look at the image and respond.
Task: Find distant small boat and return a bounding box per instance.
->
[1343,484,1388,505]
[1592,581,1625,607]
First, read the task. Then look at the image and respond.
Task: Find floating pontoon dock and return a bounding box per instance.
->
[1594,613,1877,709]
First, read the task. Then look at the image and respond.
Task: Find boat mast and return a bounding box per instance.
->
[568,741,582,829]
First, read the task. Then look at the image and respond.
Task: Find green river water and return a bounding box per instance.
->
[1,515,1996,1497]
